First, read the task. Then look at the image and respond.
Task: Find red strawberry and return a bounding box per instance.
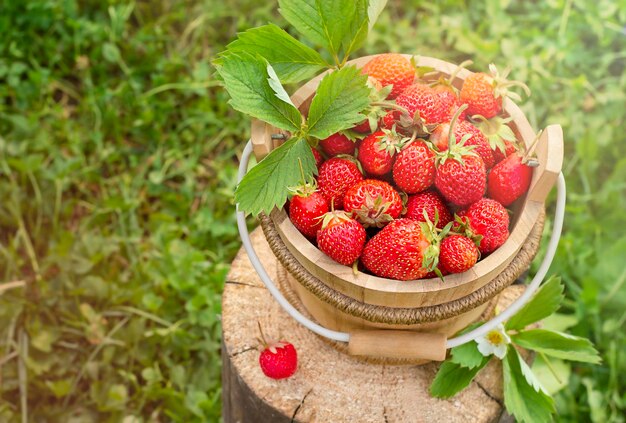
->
[392,140,436,194]
[358,129,406,176]
[319,133,356,157]
[258,329,298,380]
[380,110,396,130]
[316,210,366,265]
[460,64,530,119]
[456,198,509,254]
[493,140,517,163]
[439,235,479,274]
[488,152,533,206]
[394,83,447,131]
[317,158,363,209]
[472,115,519,163]
[311,147,324,168]
[434,89,468,122]
[288,186,329,239]
[361,219,437,281]
[343,179,402,228]
[430,120,495,169]
[404,191,452,230]
[362,54,415,99]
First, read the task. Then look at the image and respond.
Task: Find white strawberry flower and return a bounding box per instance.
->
[476,323,511,359]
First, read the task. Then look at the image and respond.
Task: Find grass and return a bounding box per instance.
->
[0,0,624,421]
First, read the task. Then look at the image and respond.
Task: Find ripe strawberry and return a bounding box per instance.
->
[311,147,324,168]
[288,186,329,239]
[472,115,519,163]
[394,83,447,131]
[316,210,366,265]
[392,140,436,194]
[439,235,479,274]
[258,328,298,380]
[492,140,517,164]
[361,54,415,99]
[434,88,467,122]
[488,152,533,206]
[317,158,363,209]
[460,64,530,119]
[358,129,406,176]
[404,191,452,230]
[343,179,402,228]
[380,110,396,130]
[456,198,510,254]
[320,133,355,157]
[361,219,437,281]
[430,120,495,169]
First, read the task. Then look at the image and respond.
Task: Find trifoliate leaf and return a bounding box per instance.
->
[220,24,329,84]
[511,329,601,364]
[306,65,370,139]
[341,0,369,59]
[532,355,571,395]
[214,52,302,132]
[267,64,296,107]
[429,357,490,398]
[503,346,555,423]
[505,276,564,331]
[449,323,485,369]
[235,137,316,216]
[278,0,359,63]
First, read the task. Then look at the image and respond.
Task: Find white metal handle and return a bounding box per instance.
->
[236,140,566,349]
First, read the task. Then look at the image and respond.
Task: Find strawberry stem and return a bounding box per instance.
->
[521,129,543,164]
[447,103,469,150]
[257,321,268,347]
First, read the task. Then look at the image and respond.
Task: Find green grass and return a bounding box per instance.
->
[0,0,624,421]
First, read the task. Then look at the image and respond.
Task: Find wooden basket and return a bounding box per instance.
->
[251,55,563,358]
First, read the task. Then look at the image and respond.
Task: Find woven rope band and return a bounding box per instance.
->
[259,211,545,325]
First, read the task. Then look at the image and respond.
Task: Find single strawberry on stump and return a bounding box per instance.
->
[361,218,442,281]
[358,127,407,176]
[317,157,363,209]
[439,235,479,274]
[434,104,487,207]
[455,198,509,255]
[343,179,402,228]
[317,210,366,266]
[361,53,415,99]
[392,139,436,194]
[460,64,530,119]
[257,323,297,380]
[404,190,452,230]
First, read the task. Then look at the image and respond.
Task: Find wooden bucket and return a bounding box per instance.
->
[251,55,563,360]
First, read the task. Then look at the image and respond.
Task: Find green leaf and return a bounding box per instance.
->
[430,356,490,398]
[306,65,370,139]
[267,64,296,107]
[505,276,564,331]
[341,0,369,59]
[368,0,388,31]
[235,137,316,216]
[532,355,571,395]
[511,329,601,364]
[449,322,485,369]
[503,346,555,423]
[278,0,359,62]
[214,52,302,132]
[221,24,329,84]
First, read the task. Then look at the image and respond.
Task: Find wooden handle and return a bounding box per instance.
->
[348,330,448,361]
[527,124,564,204]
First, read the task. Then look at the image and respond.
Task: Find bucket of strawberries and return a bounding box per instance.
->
[217,2,563,363]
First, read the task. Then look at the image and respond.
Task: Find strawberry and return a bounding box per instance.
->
[316,210,366,266]
[361,53,415,99]
[317,157,363,209]
[430,120,495,169]
[258,326,297,380]
[435,89,468,122]
[320,133,356,157]
[471,115,519,163]
[288,188,329,239]
[360,219,438,281]
[460,64,530,119]
[433,105,487,207]
[358,128,406,176]
[438,235,479,274]
[393,83,447,133]
[488,151,533,206]
[456,198,509,254]
[492,140,517,164]
[311,147,324,168]
[343,179,402,228]
[392,140,436,194]
[404,191,452,230]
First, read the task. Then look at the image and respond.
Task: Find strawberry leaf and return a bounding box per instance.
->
[429,357,490,399]
[505,276,564,331]
[511,329,601,364]
[503,346,555,423]
[214,52,302,132]
[449,323,485,369]
[306,65,370,139]
[220,24,329,84]
[235,137,316,216]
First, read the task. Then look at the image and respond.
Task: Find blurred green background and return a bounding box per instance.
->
[0,0,624,421]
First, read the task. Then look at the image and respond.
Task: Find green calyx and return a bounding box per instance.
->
[353,193,395,228]
[428,59,473,93]
[377,125,410,155]
[288,158,318,198]
[450,215,483,248]
[487,63,531,103]
[435,103,478,167]
[419,210,453,273]
[471,114,518,155]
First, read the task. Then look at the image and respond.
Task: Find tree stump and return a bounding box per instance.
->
[222,227,523,422]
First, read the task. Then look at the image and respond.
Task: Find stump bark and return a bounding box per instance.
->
[222,227,524,422]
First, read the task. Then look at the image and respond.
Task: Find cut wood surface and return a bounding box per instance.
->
[222,227,526,422]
